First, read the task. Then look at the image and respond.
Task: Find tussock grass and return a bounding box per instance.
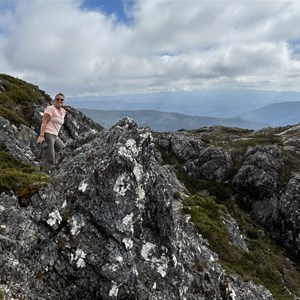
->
[0,150,48,194]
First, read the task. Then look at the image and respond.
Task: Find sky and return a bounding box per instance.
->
[0,0,300,98]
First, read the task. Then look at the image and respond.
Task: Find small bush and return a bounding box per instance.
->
[182,195,242,263]
[0,151,48,193]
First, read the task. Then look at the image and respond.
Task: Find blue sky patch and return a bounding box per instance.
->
[81,0,135,24]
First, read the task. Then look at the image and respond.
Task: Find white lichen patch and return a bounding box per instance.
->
[226,283,237,300]
[157,259,168,277]
[8,257,19,267]
[113,174,128,196]
[70,215,85,236]
[78,180,88,192]
[140,132,152,140]
[141,242,156,261]
[141,242,170,278]
[47,209,62,228]
[122,237,133,250]
[118,146,133,162]
[70,248,86,268]
[115,256,123,262]
[102,263,119,272]
[102,256,124,273]
[122,213,134,232]
[136,185,145,203]
[172,254,178,267]
[118,138,140,162]
[179,286,188,299]
[125,139,139,157]
[72,120,80,129]
[109,282,119,297]
[133,163,143,181]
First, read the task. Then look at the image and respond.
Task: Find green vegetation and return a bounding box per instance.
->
[0,73,51,126]
[188,126,283,152]
[0,74,51,201]
[0,148,48,200]
[182,194,300,300]
[0,290,4,300]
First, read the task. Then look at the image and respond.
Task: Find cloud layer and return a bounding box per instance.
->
[1,0,300,97]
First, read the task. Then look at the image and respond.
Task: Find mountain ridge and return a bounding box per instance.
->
[68,88,300,118]
[77,108,269,131]
[240,101,300,126]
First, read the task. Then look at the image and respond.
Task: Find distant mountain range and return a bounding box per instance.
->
[77,109,268,131]
[67,88,300,117]
[67,89,300,131]
[240,101,300,126]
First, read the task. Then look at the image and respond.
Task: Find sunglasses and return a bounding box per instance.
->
[56,98,64,102]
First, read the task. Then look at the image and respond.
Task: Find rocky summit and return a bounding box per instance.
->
[1,74,300,300]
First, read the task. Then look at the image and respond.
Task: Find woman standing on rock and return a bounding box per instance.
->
[37,93,66,174]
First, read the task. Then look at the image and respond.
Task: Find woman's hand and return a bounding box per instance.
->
[37,135,45,144]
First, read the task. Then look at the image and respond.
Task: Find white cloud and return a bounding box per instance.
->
[1,0,300,97]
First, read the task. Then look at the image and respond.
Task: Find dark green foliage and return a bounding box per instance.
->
[0,102,29,126]
[183,195,242,263]
[197,180,232,202]
[182,195,300,299]
[235,194,253,211]
[0,141,7,152]
[0,151,48,193]
[0,74,50,199]
[0,73,52,126]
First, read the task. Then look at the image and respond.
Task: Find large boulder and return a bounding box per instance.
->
[156,133,203,161]
[185,147,233,182]
[278,172,300,255]
[233,145,283,200]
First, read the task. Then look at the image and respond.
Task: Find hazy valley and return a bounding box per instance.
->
[68,89,300,131]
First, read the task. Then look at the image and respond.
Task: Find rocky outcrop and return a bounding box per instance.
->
[233,145,283,200]
[278,172,300,255]
[157,132,204,160]
[186,147,233,182]
[159,128,300,262]
[157,133,233,182]
[0,116,274,299]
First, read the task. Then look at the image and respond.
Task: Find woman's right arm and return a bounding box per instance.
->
[37,113,51,144]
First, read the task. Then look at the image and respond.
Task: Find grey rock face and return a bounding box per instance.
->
[186,147,233,182]
[0,117,274,300]
[222,214,249,252]
[278,172,300,255]
[157,133,203,161]
[0,116,41,169]
[233,145,283,199]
